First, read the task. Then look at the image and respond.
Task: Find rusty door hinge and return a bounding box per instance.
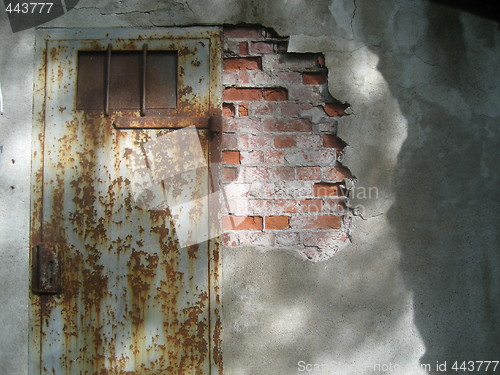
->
[32,244,61,294]
[208,111,222,142]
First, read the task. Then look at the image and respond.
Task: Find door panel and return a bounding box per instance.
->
[32,31,221,375]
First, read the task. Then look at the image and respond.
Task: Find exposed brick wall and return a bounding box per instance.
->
[220,25,352,261]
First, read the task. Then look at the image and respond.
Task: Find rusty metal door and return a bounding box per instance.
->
[30,28,222,375]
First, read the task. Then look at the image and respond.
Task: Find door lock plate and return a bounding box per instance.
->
[32,243,61,294]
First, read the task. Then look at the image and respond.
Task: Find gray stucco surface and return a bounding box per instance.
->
[0,0,498,374]
[0,10,34,375]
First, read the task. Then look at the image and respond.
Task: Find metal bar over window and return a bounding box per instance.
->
[141,44,148,116]
[105,44,111,116]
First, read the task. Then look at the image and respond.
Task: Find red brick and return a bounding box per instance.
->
[239,41,249,55]
[323,103,348,117]
[224,26,262,39]
[240,151,264,164]
[302,72,327,85]
[222,150,241,165]
[251,41,275,54]
[288,85,326,102]
[250,102,277,116]
[263,88,288,101]
[266,216,290,230]
[296,167,321,180]
[263,119,312,132]
[274,135,296,148]
[268,167,295,180]
[224,57,262,71]
[314,215,342,229]
[241,70,274,86]
[278,102,300,116]
[222,167,238,182]
[314,182,345,197]
[222,216,263,230]
[300,199,323,213]
[303,231,345,247]
[222,103,235,117]
[240,134,273,149]
[223,70,239,86]
[269,53,322,70]
[248,199,274,214]
[244,166,270,182]
[274,199,299,213]
[300,103,314,111]
[223,118,262,133]
[297,134,321,148]
[291,215,342,229]
[221,133,238,149]
[224,88,262,101]
[322,166,350,182]
[276,71,301,84]
[264,150,285,164]
[239,70,249,83]
[323,134,346,148]
[238,103,249,117]
[285,150,337,165]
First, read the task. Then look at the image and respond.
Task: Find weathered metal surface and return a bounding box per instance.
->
[30,28,222,375]
[113,116,211,129]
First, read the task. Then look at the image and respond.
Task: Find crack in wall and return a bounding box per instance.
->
[350,0,357,36]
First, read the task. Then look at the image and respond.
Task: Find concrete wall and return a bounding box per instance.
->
[0,0,498,374]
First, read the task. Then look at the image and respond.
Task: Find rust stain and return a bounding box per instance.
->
[213,308,223,370]
[178,46,191,57]
[50,47,57,61]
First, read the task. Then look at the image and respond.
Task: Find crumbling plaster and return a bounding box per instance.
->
[0,0,498,374]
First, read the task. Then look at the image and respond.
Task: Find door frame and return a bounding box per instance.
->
[29,27,223,375]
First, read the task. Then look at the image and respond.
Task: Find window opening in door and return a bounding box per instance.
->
[76,48,178,113]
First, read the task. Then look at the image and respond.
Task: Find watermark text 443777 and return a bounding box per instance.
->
[5,2,53,13]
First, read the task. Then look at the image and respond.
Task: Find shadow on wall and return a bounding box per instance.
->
[221,3,500,372]
[365,3,500,372]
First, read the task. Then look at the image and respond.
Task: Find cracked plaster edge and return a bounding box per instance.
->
[287,35,367,211]
[287,31,404,236]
